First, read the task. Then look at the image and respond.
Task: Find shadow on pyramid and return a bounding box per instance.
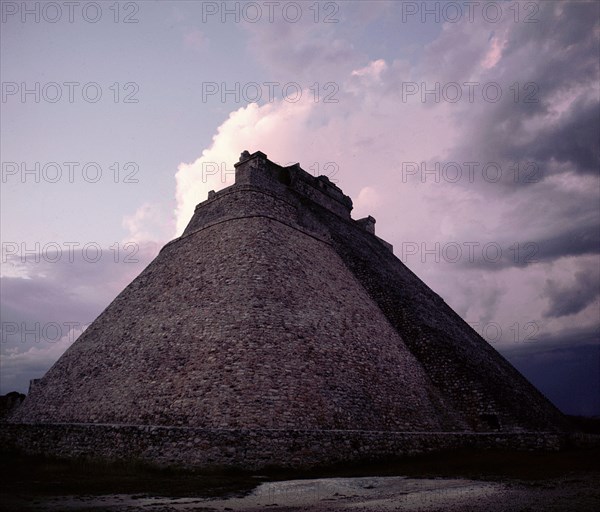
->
[5,151,571,469]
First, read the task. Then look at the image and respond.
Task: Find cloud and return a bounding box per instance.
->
[0,198,168,394]
[438,2,600,186]
[1,324,85,394]
[543,263,600,318]
[399,2,600,284]
[518,98,600,177]
[122,202,174,245]
[481,32,507,70]
[351,59,387,80]
[501,324,600,416]
[0,244,159,393]
[446,220,600,272]
[353,186,381,218]
[174,97,317,235]
[240,7,359,83]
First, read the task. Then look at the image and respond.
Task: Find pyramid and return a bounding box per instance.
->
[7,150,569,468]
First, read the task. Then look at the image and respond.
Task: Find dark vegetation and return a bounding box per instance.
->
[1,446,599,499]
[567,415,600,434]
[0,392,25,421]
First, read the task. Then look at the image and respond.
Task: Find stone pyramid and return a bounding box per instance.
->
[8,151,569,468]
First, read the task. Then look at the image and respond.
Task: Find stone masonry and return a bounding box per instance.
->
[4,150,571,469]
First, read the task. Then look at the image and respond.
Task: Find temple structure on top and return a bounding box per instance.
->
[180,150,393,252]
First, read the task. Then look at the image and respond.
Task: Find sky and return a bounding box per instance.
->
[1,0,599,417]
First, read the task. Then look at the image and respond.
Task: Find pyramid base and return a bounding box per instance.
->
[0,423,570,471]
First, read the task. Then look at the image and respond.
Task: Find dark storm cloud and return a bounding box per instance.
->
[503,1,600,68]
[500,324,600,416]
[543,265,600,318]
[535,225,600,263]
[442,1,599,185]
[1,276,98,331]
[454,221,599,271]
[502,324,599,355]
[500,98,600,178]
[426,1,600,273]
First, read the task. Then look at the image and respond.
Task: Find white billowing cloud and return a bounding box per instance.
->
[174,97,317,235]
[351,59,387,80]
[353,186,383,220]
[172,37,470,236]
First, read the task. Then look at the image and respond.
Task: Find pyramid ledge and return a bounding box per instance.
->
[0,422,573,471]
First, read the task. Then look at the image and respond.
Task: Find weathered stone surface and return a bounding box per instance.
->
[0,423,568,470]
[0,392,25,421]
[5,150,571,468]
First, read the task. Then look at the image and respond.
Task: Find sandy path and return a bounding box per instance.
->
[4,474,599,512]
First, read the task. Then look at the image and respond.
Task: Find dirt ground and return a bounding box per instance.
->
[1,448,599,511]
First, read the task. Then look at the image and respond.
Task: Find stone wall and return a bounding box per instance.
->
[0,423,566,471]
